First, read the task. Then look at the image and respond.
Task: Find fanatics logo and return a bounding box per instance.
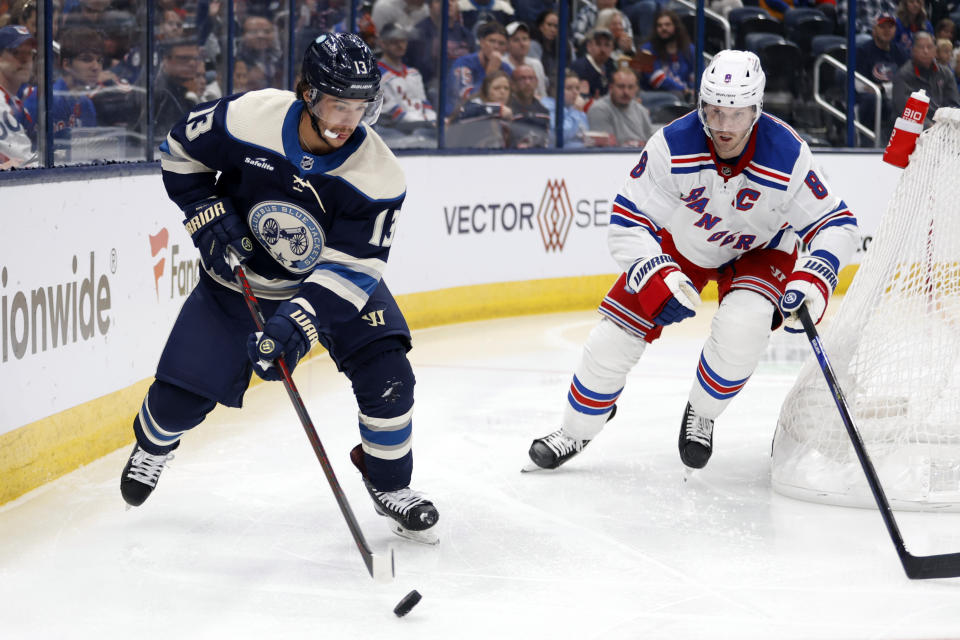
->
[724,73,732,83]
[536,179,574,252]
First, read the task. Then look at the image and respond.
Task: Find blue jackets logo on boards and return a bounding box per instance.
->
[249,201,325,273]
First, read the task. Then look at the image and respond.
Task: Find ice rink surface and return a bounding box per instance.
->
[3,307,960,640]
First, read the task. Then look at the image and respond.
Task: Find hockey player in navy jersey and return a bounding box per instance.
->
[525,50,859,472]
[120,33,439,543]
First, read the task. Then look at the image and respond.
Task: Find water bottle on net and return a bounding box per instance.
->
[882,89,930,168]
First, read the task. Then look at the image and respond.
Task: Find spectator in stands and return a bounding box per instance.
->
[5,0,36,35]
[541,67,589,148]
[595,6,636,67]
[586,67,654,147]
[639,9,695,102]
[503,21,547,98]
[892,31,960,127]
[934,17,956,44]
[377,23,437,126]
[458,0,515,33]
[894,0,934,51]
[0,23,35,168]
[506,62,550,146]
[530,8,569,88]
[372,0,428,32]
[447,68,512,147]
[857,12,909,137]
[936,37,954,64]
[572,0,630,53]
[45,26,102,133]
[407,0,474,86]
[445,19,508,116]
[237,14,283,89]
[571,27,616,98]
[232,58,251,92]
[62,0,110,32]
[154,37,202,142]
[157,8,186,43]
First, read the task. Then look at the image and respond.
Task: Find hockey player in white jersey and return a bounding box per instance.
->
[525,50,858,471]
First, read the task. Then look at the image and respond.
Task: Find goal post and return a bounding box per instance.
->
[772,107,960,512]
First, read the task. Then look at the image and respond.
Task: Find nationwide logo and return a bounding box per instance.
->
[536,179,574,252]
[244,156,275,171]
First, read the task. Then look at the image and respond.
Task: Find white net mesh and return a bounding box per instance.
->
[772,108,960,511]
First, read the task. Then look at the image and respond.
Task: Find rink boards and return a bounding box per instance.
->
[0,150,900,504]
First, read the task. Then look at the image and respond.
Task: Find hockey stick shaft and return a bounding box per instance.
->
[798,305,960,579]
[230,258,394,582]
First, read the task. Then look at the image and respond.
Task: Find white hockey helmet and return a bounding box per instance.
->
[698,50,765,133]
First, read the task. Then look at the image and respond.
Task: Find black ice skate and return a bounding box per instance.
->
[523,405,617,471]
[678,402,714,469]
[120,444,174,508]
[350,445,439,545]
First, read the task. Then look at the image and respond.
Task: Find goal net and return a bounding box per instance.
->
[772,107,960,511]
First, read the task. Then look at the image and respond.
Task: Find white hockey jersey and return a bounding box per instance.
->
[378,61,436,124]
[610,111,858,274]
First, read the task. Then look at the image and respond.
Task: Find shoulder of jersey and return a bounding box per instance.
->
[327,125,406,203]
[223,88,405,202]
[752,112,806,177]
[660,111,707,157]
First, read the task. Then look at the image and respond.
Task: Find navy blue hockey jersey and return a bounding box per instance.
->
[159,89,406,331]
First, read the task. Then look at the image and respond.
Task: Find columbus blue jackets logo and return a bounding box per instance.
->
[249,201,325,273]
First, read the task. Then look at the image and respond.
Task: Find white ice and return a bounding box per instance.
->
[3,307,960,639]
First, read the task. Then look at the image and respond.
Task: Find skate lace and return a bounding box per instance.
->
[375,487,429,517]
[542,429,584,457]
[127,449,174,487]
[684,412,714,447]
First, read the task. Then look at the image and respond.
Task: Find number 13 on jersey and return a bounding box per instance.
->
[370,209,398,247]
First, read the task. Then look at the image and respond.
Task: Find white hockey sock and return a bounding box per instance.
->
[563,318,646,440]
[689,290,773,419]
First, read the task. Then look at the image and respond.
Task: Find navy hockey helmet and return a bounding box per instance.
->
[301,32,382,125]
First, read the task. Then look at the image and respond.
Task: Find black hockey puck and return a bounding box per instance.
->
[393,589,422,617]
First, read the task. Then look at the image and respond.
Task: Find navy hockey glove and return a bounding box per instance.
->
[780,250,839,333]
[184,198,254,282]
[247,299,321,381]
[625,254,701,326]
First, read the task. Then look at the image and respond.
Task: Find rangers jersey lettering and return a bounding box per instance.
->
[158,88,406,334]
[609,111,858,274]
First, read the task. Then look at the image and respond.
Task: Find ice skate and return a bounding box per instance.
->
[350,446,439,545]
[120,444,174,507]
[679,402,714,469]
[523,405,617,471]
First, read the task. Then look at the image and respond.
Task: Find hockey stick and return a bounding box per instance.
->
[798,305,960,579]
[229,254,394,582]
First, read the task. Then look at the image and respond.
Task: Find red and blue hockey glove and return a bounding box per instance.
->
[780,250,839,333]
[184,197,254,282]
[247,299,321,381]
[625,254,701,326]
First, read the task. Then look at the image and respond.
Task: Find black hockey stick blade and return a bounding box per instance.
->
[229,252,395,582]
[798,305,960,579]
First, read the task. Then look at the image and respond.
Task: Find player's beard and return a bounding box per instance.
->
[710,127,751,159]
[306,111,354,151]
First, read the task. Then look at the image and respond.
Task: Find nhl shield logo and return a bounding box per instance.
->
[721,166,732,177]
[300,155,314,171]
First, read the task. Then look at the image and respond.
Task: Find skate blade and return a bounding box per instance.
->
[390,523,439,545]
[521,460,549,473]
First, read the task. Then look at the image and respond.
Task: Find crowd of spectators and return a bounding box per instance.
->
[2,0,959,166]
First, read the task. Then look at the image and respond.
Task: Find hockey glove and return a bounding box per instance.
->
[625,254,701,326]
[184,197,254,282]
[247,299,321,381]
[780,250,839,333]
